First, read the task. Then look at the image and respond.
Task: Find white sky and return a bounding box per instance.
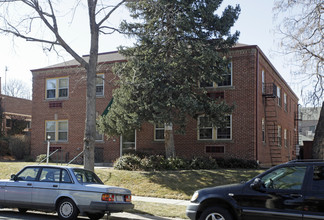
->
[0,0,302,100]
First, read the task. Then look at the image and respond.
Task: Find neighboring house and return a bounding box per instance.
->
[298,107,321,159]
[31,44,299,166]
[299,107,321,143]
[0,89,32,136]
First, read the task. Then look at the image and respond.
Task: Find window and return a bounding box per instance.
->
[61,170,72,183]
[284,93,288,111]
[217,116,231,139]
[277,86,281,106]
[154,123,165,141]
[312,166,324,191]
[46,120,68,142]
[206,146,225,153]
[95,130,103,141]
[260,166,306,190]
[198,115,232,140]
[284,129,288,148]
[16,167,41,181]
[39,168,61,182]
[199,62,232,88]
[218,62,232,87]
[198,117,213,140]
[262,70,265,94]
[262,118,265,142]
[46,78,69,99]
[96,74,104,96]
[278,125,282,147]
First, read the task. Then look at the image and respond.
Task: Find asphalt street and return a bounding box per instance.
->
[0,209,187,220]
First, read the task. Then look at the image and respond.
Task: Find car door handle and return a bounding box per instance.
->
[290,194,302,198]
[27,183,32,186]
[53,185,58,188]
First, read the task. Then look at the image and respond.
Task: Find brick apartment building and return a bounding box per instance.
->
[31,44,299,166]
[0,79,32,136]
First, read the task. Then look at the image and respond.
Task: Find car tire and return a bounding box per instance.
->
[87,212,105,220]
[57,198,79,220]
[199,206,233,220]
[18,208,27,213]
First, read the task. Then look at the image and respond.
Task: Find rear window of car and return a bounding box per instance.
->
[72,169,103,184]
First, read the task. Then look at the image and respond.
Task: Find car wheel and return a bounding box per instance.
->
[18,208,27,213]
[87,212,105,220]
[57,198,79,220]
[199,206,233,220]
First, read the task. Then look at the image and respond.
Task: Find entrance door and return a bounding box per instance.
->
[121,130,136,156]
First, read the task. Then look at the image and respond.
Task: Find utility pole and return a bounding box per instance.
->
[4,66,8,95]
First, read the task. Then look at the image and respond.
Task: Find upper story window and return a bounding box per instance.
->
[46,77,69,99]
[199,61,233,88]
[284,93,288,112]
[261,70,265,94]
[46,120,68,142]
[218,62,232,87]
[277,86,281,107]
[96,74,104,97]
[278,125,282,147]
[198,115,232,140]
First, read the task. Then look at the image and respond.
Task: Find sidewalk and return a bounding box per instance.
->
[132,196,190,206]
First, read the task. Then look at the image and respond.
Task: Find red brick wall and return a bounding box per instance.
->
[31,47,299,165]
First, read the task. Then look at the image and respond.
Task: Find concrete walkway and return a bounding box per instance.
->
[132,196,190,206]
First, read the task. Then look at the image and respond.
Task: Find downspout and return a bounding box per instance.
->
[255,49,259,162]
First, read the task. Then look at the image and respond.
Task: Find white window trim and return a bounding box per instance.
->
[154,124,165,141]
[262,118,266,143]
[96,74,105,97]
[278,125,282,147]
[198,115,232,141]
[277,86,281,106]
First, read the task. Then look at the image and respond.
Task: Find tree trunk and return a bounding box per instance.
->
[84,0,99,171]
[312,102,324,159]
[164,123,175,158]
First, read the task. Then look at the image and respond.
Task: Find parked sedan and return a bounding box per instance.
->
[0,165,134,220]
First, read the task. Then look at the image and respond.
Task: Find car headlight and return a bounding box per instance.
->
[190,191,199,202]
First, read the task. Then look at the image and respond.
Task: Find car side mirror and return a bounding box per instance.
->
[10,174,18,181]
[250,178,263,191]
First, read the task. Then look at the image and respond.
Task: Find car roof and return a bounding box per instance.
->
[24,165,80,170]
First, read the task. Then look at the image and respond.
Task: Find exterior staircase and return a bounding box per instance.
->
[263,83,282,166]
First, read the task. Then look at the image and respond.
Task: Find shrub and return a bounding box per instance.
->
[8,135,30,160]
[114,154,142,171]
[36,154,47,163]
[190,157,218,170]
[216,158,259,169]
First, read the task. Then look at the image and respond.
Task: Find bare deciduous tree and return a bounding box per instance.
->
[2,78,31,100]
[273,0,323,106]
[0,0,127,171]
[274,0,324,159]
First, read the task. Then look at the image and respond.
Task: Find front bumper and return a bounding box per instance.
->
[90,201,134,213]
[186,203,200,220]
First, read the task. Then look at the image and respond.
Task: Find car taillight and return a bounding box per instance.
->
[124,195,132,202]
[102,194,115,202]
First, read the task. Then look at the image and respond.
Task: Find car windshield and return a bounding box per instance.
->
[72,169,103,184]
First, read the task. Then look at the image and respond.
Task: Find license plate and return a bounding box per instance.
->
[116,196,124,202]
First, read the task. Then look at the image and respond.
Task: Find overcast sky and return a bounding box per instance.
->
[0,0,302,101]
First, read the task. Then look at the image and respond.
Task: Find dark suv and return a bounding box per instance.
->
[186,160,324,220]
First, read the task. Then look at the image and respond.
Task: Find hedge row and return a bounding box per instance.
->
[113,154,259,171]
